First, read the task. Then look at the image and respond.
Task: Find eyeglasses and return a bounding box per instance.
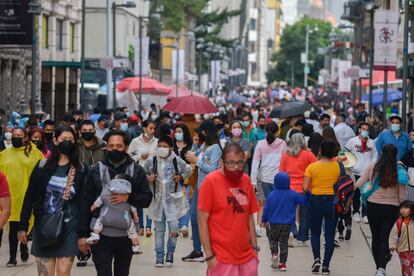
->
[224,160,245,168]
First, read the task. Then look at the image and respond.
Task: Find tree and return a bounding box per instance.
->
[266,17,333,87]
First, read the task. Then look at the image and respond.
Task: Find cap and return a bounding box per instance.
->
[114,112,128,121]
[389,114,402,122]
[129,114,139,123]
[195,119,217,133]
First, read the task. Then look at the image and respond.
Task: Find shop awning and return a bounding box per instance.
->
[42,61,81,69]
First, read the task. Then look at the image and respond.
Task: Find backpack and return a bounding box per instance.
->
[152,156,180,198]
[334,161,355,215]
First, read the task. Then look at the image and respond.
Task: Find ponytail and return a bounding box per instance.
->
[265,121,278,145]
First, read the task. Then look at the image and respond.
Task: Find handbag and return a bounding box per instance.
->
[360,172,378,206]
[36,166,75,248]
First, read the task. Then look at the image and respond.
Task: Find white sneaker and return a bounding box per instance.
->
[256,226,263,237]
[362,216,369,224]
[86,232,100,244]
[353,213,361,223]
[375,268,386,276]
[132,245,143,254]
[288,235,294,248]
[293,240,308,247]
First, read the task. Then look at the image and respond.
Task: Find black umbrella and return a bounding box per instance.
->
[269,102,311,118]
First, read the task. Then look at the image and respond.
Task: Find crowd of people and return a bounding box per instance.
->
[0,90,412,276]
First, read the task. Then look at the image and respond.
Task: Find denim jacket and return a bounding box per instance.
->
[194,143,222,188]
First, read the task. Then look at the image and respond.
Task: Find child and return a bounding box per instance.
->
[389,200,414,276]
[144,135,192,268]
[86,173,141,254]
[262,172,309,271]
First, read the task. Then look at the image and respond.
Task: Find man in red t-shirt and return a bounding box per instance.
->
[198,143,259,276]
[0,171,11,242]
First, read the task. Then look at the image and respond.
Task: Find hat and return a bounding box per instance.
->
[337,151,357,169]
[114,112,128,121]
[389,114,402,123]
[129,114,139,123]
[195,119,217,133]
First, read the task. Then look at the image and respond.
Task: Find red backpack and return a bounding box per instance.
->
[334,161,355,215]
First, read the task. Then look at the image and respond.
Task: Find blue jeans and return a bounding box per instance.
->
[261,181,274,199]
[138,209,152,229]
[297,203,311,242]
[154,211,179,261]
[190,187,202,252]
[179,185,191,228]
[310,195,338,268]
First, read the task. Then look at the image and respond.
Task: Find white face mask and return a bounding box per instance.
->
[4,132,12,141]
[157,147,170,158]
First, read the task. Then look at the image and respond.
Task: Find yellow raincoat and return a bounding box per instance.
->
[0,144,43,222]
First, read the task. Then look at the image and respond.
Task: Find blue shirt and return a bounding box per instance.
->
[375,129,412,160]
[252,128,267,150]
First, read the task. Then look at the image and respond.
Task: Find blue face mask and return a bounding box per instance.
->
[120,123,129,132]
[175,132,184,141]
[391,124,400,133]
[360,130,369,139]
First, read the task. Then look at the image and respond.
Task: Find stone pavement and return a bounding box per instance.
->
[0,222,401,276]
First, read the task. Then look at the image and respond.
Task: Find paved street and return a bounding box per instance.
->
[0,222,401,276]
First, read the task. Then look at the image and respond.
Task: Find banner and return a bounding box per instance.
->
[374,10,398,71]
[172,49,185,82]
[330,58,339,81]
[338,60,352,94]
[0,0,32,45]
[134,36,149,76]
[210,60,221,87]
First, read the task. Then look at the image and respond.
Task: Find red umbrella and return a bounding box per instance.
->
[116,77,171,96]
[163,95,219,114]
[168,84,207,100]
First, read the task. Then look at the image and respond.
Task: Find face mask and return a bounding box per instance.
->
[107,150,126,163]
[198,133,206,144]
[360,130,369,139]
[223,167,244,183]
[259,124,266,130]
[391,124,400,133]
[216,123,224,130]
[151,115,158,121]
[4,132,12,141]
[242,121,250,128]
[157,147,170,158]
[58,140,75,156]
[175,133,184,141]
[82,132,95,141]
[231,128,243,137]
[44,132,53,142]
[11,137,23,148]
[33,140,44,150]
[120,123,129,132]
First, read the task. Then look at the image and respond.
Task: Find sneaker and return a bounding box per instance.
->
[271,254,279,269]
[334,240,341,248]
[86,232,100,244]
[279,263,287,271]
[139,228,145,236]
[132,245,143,254]
[77,254,89,267]
[345,228,352,241]
[338,232,344,242]
[146,228,153,237]
[362,216,369,224]
[181,250,204,262]
[165,253,173,267]
[322,267,331,275]
[181,226,189,238]
[155,260,164,268]
[294,240,309,247]
[20,244,29,263]
[6,259,17,267]
[288,235,294,248]
[353,212,361,223]
[256,225,263,237]
[311,259,321,273]
[375,268,386,276]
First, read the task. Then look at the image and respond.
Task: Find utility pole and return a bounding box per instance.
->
[402,0,410,130]
[29,0,41,115]
[80,0,86,111]
[138,16,143,114]
[106,0,113,109]
[304,24,310,88]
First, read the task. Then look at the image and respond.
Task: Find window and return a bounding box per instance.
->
[69,23,75,52]
[56,19,63,51]
[42,15,48,49]
[249,19,256,31]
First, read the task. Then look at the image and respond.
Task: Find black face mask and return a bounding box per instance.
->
[44,132,53,142]
[259,124,266,129]
[11,137,24,148]
[198,133,206,144]
[33,140,44,150]
[107,150,126,163]
[58,141,75,156]
[82,132,95,141]
[216,123,224,130]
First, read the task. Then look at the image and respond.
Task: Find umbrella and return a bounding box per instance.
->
[163,95,219,114]
[168,84,207,100]
[227,92,249,104]
[269,101,311,118]
[116,77,171,96]
[361,88,402,106]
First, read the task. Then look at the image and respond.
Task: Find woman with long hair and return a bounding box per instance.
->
[225,120,250,162]
[18,126,87,276]
[250,121,287,237]
[356,144,408,276]
[128,119,158,237]
[29,128,51,158]
[182,119,222,262]
[0,127,43,266]
[322,126,340,149]
[280,133,317,245]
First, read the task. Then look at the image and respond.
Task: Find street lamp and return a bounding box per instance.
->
[304,25,318,88]
[112,1,136,109]
[28,0,41,115]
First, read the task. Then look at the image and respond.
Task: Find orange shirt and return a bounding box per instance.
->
[279,149,318,192]
[198,170,259,264]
